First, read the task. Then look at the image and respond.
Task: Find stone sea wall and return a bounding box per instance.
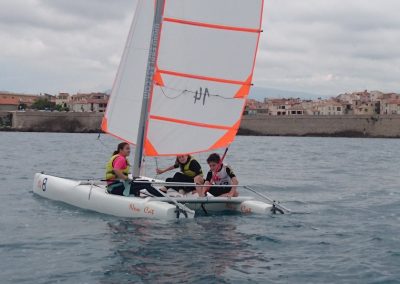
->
[5,111,400,138]
[10,111,103,132]
[239,115,400,138]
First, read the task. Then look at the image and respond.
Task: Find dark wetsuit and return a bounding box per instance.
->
[166,157,203,193]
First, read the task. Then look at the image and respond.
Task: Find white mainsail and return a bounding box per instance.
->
[102,0,154,143]
[103,0,264,156]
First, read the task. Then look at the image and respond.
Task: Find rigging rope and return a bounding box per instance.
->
[154,157,160,179]
[160,85,238,101]
[96,133,109,150]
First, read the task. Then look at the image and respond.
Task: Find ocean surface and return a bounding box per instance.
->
[1,132,399,284]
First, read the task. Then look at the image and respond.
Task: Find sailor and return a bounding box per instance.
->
[203,153,239,197]
[156,155,204,194]
[105,142,136,196]
[106,142,162,197]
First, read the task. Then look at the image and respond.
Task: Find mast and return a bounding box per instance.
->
[133,0,164,178]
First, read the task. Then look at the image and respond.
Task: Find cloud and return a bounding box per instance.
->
[1,0,400,96]
[257,0,400,95]
[0,0,135,93]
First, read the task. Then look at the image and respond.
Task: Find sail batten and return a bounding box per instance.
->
[157,69,251,86]
[163,17,261,33]
[149,115,233,130]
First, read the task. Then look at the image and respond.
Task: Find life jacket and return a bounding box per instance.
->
[211,164,232,186]
[179,156,200,178]
[105,154,130,181]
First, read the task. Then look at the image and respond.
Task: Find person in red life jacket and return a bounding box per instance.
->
[106,142,162,197]
[203,153,239,197]
[156,155,204,194]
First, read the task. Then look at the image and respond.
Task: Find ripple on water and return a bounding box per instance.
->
[1,134,400,283]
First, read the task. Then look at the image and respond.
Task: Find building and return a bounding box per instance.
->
[0,92,39,108]
[312,100,344,116]
[264,98,306,116]
[56,93,70,107]
[381,99,400,115]
[245,99,268,115]
[354,102,378,115]
[42,93,57,103]
[69,92,109,112]
[287,103,306,115]
[0,96,19,111]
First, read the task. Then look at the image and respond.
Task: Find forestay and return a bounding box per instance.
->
[103,0,264,156]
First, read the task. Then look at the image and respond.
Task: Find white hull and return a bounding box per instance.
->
[33,173,272,219]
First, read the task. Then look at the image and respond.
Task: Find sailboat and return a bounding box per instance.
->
[33,0,288,219]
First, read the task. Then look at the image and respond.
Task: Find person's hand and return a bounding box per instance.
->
[156,168,163,175]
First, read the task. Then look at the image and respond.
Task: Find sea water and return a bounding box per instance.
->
[0,132,399,283]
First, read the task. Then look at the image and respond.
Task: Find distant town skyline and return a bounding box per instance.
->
[1,0,400,96]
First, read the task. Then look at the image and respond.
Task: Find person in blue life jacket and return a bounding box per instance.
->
[156,154,204,194]
[202,153,239,197]
[106,142,162,197]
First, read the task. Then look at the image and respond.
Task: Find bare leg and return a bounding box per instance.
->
[194,176,205,197]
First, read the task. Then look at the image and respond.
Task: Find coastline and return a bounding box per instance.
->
[1,111,400,138]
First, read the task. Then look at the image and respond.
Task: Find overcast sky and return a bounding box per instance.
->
[1,0,399,97]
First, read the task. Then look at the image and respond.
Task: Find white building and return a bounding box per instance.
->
[312,100,344,115]
[381,99,400,115]
[69,93,109,112]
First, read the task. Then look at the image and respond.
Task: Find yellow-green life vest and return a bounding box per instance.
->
[180,157,200,178]
[105,154,130,181]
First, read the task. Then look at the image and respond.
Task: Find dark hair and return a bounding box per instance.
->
[207,153,221,164]
[113,142,129,155]
[175,154,191,165]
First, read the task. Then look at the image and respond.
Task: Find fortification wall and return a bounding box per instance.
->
[8,111,400,137]
[11,111,103,132]
[240,115,400,138]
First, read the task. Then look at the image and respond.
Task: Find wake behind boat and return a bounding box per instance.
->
[32,0,289,219]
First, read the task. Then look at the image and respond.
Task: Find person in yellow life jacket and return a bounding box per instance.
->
[106,142,164,197]
[203,153,239,197]
[156,155,204,194]
[105,142,137,196]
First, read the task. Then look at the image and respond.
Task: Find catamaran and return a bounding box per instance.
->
[33,0,289,219]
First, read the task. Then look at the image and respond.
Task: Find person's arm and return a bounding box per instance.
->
[156,164,177,175]
[189,160,203,179]
[227,176,239,197]
[201,171,213,196]
[226,166,239,197]
[114,169,129,181]
[189,160,205,194]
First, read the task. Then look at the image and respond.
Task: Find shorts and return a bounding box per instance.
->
[166,172,196,193]
[208,186,232,197]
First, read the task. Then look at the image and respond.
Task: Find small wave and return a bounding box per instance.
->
[253,235,281,243]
